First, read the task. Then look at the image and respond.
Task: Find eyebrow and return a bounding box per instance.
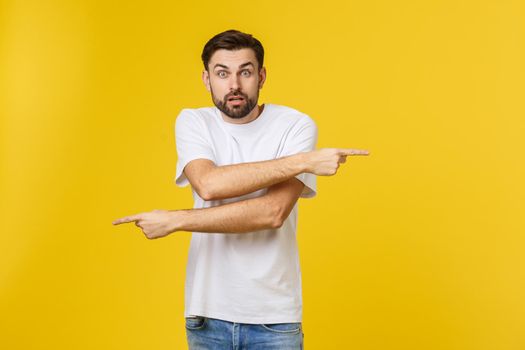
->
[213,62,255,70]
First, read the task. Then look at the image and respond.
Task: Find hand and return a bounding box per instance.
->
[112,209,180,239]
[303,148,370,176]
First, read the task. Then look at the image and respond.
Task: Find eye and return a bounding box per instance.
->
[217,71,228,78]
[241,70,251,76]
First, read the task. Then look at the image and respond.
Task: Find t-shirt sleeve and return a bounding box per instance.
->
[174,109,216,187]
[280,115,318,198]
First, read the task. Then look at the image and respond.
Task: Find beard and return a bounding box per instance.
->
[211,88,258,119]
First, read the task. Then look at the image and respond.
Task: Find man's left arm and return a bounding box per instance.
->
[112,178,305,239]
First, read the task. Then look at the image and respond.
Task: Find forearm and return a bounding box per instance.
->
[202,153,307,200]
[173,195,283,234]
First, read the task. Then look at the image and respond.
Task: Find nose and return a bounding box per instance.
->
[229,74,241,91]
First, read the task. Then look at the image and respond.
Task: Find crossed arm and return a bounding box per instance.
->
[182,146,370,202]
[184,153,309,201]
[112,148,369,238]
[177,176,304,233]
[112,157,307,238]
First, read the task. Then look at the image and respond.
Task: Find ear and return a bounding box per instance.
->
[258,66,267,89]
[202,70,211,92]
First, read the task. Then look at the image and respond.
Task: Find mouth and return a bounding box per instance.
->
[227,96,245,105]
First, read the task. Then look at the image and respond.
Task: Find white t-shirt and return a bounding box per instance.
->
[174,103,318,324]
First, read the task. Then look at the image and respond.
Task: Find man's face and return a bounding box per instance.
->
[202,48,266,119]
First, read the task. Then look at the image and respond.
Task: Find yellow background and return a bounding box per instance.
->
[1,1,524,349]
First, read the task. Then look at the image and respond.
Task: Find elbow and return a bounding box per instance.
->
[197,189,214,201]
[195,176,217,201]
[270,217,284,229]
[268,202,287,229]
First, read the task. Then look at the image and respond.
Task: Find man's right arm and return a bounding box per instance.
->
[183,148,369,201]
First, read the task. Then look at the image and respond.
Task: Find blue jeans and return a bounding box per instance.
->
[185,316,304,350]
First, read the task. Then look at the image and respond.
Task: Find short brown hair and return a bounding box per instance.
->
[201,29,264,72]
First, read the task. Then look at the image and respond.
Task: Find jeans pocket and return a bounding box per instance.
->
[185,316,207,330]
[261,322,302,334]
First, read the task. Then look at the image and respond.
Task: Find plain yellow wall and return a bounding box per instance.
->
[1,1,524,349]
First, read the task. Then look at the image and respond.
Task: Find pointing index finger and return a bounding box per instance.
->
[112,214,141,225]
[338,148,370,156]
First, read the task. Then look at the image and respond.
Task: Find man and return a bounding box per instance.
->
[113,29,369,349]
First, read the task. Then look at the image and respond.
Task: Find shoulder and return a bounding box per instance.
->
[266,104,317,128]
[175,106,217,128]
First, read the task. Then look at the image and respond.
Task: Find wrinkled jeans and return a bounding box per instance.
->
[185,316,304,350]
